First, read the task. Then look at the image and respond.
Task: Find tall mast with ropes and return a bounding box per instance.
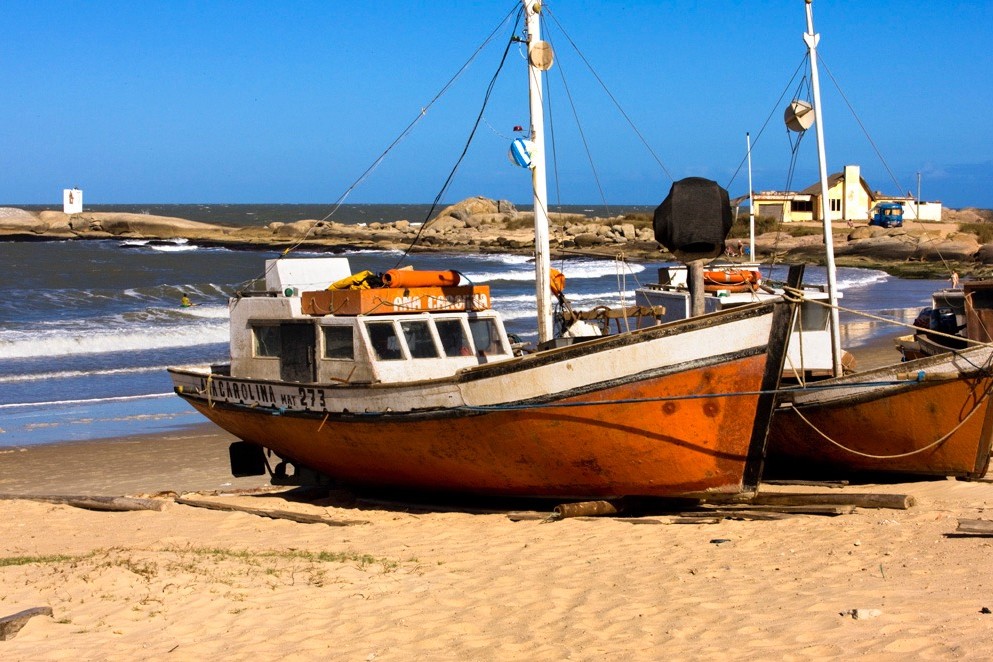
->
[525,0,553,344]
[804,0,843,377]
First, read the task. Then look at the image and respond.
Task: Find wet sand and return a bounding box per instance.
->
[0,424,269,497]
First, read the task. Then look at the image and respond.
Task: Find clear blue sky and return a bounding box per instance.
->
[2,1,990,208]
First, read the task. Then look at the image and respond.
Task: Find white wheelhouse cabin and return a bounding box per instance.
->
[225,258,515,387]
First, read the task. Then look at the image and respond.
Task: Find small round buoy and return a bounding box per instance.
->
[509,138,536,169]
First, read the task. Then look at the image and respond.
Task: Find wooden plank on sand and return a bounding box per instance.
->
[554,500,621,518]
[175,496,369,526]
[955,519,993,536]
[1,607,53,641]
[0,494,165,512]
[747,492,915,510]
[506,511,553,521]
[682,505,854,519]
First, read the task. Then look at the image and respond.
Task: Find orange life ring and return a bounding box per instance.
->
[702,269,761,293]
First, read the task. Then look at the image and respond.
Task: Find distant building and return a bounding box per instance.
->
[63,188,82,214]
[751,165,941,223]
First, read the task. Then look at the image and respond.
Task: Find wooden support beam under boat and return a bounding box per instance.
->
[744,492,915,510]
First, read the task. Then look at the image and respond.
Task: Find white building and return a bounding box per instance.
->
[63,188,82,214]
[752,165,942,223]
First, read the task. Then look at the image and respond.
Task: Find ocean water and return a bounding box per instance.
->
[0,204,950,447]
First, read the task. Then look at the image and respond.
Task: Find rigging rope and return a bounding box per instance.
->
[722,55,809,272]
[543,46,564,209]
[391,8,524,270]
[545,6,674,184]
[786,389,991,460]
[782,285,993,352]
[818,56,955,276]
[232,4,522,293]
[725,57,808,193]
[544,35,610,217]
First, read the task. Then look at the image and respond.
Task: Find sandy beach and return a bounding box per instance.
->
[4,435,993,658]
[5,341,993,660]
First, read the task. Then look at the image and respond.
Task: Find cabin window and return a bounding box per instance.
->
[365,321,404,361]
[469,318,503,356]
[436,319,472,357]
[253,325,281,358]
[400,320,440,359]
[322,326,354,359]
[798,302,830,331]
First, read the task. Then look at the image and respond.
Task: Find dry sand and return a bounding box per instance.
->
[4,339,993,659]
[4,433,993,659]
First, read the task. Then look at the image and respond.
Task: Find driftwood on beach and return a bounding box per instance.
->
[0,607,53,641]
[955,519,993,536]
[175,495,370,526]
[0,494,165,512]
[744,492,916,510]
[507,492,906,523]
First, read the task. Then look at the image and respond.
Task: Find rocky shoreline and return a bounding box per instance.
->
[3,197,992,279]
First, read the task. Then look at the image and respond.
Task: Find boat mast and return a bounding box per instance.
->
[747,132,755,261]
[804,0,843,377]
[525,0,553,344]
[916,171,922,222]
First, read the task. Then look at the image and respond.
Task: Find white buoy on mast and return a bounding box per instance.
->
[525,0,554,344]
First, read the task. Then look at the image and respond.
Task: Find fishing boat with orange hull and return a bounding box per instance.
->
[168,1,794,498]
[762,0,993,480]
[767,347,993,479]
[170,266,791,496]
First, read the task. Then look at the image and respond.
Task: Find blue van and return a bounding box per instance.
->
[870,202,904,228]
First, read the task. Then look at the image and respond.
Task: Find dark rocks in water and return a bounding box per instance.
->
[653,177,732,262]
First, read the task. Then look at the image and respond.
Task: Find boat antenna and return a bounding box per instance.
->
[804,0,843,377]
[545,6,674,184]
[746,132,755,261]
[391,12,522,270]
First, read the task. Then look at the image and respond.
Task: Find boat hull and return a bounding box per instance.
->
[767,347,993,478]
[171,302,792,498]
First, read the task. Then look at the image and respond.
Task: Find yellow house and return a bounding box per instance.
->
[752,165,941,223]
